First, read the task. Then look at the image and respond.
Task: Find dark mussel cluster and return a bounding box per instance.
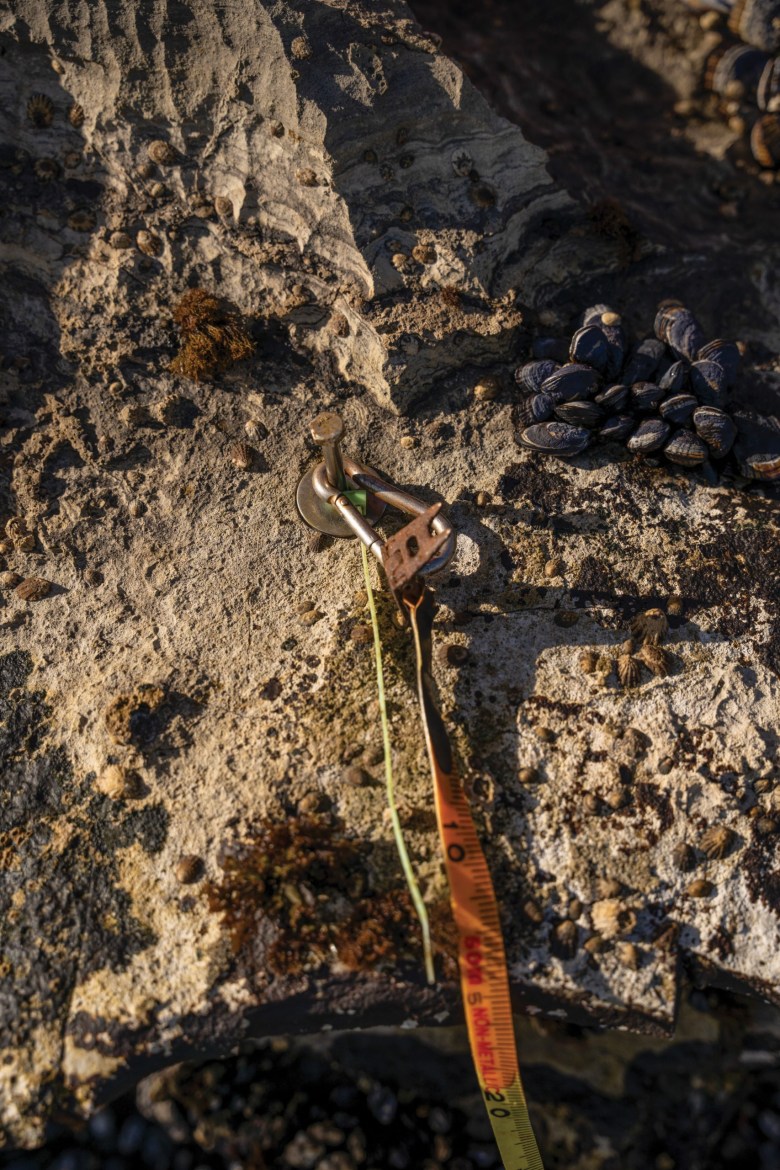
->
[515,301,776,481]
[688,0,780,168]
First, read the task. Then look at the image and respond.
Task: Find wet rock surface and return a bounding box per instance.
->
[1,0,780,1150]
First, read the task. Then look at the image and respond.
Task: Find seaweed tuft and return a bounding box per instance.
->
[205,814,457,979]
[170,288,254,382]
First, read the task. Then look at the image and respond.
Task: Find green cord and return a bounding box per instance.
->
[360,543,435,985]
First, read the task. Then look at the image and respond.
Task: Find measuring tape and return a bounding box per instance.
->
[406,589,544,1170]
[297,412,543,1170]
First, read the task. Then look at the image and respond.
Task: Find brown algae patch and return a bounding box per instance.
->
[169,289,254,382]
[205,814,457,979]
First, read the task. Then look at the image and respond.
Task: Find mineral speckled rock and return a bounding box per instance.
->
[1,0,780,1153]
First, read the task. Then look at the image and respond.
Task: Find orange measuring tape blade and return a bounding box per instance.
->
[406,587,544,1170]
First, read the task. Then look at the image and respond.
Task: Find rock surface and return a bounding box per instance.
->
[1,0,779,1150]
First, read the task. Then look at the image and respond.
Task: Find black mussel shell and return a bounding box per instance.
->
[569,324,621,378]
[693,405,738,458]
[515,359,560,393]
[665,308,706,362]
[690,359,728,407]
[517,392,555,426]
[541,363,601,403]
[554,400,604,428]
[740,451,780,480]
[569,324,611,374]
[729,0,780,55]
[697,339,741,387]
[599,414,635,442]
[663,430,709,467]
[706,43,768,98]
[758,57,780,111]
[659,361,688,393]
[519,421,591,456]
[572,310,625,379]
[751,112,780,167]
[631,381,664,412]
[595,383,629,411]
[627,418,671,453]
[623,338,666,384]
[659,393,698,425]
[531,337,569,362]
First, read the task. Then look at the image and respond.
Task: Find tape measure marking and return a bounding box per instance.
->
[406,588,544,1170]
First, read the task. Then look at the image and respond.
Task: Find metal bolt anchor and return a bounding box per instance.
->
[309,411,346,491]
[296,411,386,538]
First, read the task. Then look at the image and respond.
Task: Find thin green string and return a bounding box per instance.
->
[360,542,435,985]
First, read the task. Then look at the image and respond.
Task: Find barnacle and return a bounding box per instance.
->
[617,653,641,688]
[228,440,255,469]
[591,898,636,939]
[700,825,737,860]
[27,93,54,128]
[637,642,672,678]
[630,608,669,645]
[147,138,179,165]
[169,288,254,382]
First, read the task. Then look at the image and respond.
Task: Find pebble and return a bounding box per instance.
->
[367,1085,398,1125]
[400,435,417,449]
[283,1132,325,1168]
[117,1115,147,1156]
[307,1121,345,1145]
[544,557,564,577]
[427,1106,452,1134]
[518,766,540,784]
[320,1155,356,1170]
